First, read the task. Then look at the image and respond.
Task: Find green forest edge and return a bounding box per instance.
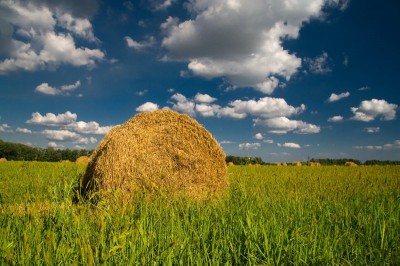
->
[1,139,399,166]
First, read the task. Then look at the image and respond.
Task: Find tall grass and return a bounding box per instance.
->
[1,163,399,265]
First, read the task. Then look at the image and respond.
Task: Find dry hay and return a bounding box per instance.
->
[345,161,358,166]
[308,162,321,167]
[292,161,302,166]
[82,110,228,201]
[227,162,235,167]
[0,158,7,163]
[76,156,89,164]
[275,162,282,166]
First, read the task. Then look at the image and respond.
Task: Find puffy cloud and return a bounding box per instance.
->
[125,36,155,50]
[254,133,263,140]
[328,115,343,122]
[161,0,338,92]
[57,13,98,42]
[16,128,32,134]
[194,93,217,103]
[254,117,320,134]
[220,140,235,144]
[363,127,380,133]
[279,142,301,149]
[327,91,350,102]
[304,52,332,74]
[42,129,80,141]
[48,141,65,149]
[351,99,397,122]
[35,81,81,96]
[27,111,77,126]
[74,137,97,145]
[229,97,306,119]
[68,121,113,135]
[153,0,174,10]
[0,1,104,74]
[383,140,400,150]
[136,102,160,112]
[170,93,196,116]
[238,142,261,150]
[0,124,12,132]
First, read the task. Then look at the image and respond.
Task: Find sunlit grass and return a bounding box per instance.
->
[1,163,399,264]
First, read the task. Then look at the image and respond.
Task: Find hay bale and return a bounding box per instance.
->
[82,110,228,200]
[227,162,235,167]
[292,161,302,166]
[76,156,89,164]
[308,162,321,167]
[0,158,7,163]
[275,162,281,166]
[345,161,357,166]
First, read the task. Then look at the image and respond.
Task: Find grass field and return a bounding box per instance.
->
[1,162,399,265]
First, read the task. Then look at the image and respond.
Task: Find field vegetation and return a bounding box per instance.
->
[1,161,399,265]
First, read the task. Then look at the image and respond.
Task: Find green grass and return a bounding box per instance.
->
[1,162,399,265]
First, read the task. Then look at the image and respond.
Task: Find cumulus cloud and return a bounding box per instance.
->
[16,128,32,134]
[194,93,217,103]
[383,140,400,149]
[304,52,332,74]
[27,111,77,126]
[238,142,261,150]
[279,142,301,149]
[353,140,400,150]
[161,0,340,92]
[254,133,263,140]
[0,1,104,74]
[42,129,80,141]
[328,115,343,122]
[74,137,97,145]
[254,117,320,134]
[0,124,12,132]
[48,141,65,149]
[68,121,113,135]
[170,93,196,116]
[35,81,81,96]
[363,127,380,133]
[136,102,160,112]
[125,36,155,50]
[351,99,397,122]
[26,111,113,135]
[327,91,350,102]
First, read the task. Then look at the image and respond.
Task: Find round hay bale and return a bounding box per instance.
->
[82,110,228,200]
[0,158,7,163]
[76,156,89,164]
[227,162,235,167]
[292,161,302,166]
[345,161,357,166]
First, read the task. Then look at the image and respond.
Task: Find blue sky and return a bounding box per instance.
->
[0,0,399,162]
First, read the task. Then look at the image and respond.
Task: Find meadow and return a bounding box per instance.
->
[0,161,399,265]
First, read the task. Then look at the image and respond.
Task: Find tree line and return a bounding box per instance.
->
[0,140,92,162]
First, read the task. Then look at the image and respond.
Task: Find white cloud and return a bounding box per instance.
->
[0,1,104,73]
[48,141,65,149]
[136,102,160,112]
[125,36,155,50]
[35,81,81,96]
[304,52,332,74]
[229,97,306,119]
[263,139,274,144]
[351,99,397,122]
[238,142,261,150]
[358,86,370,91]
[279,142,301,149]
[42,129,80,141]
[220,140,235,144]
[383,140,400,150]
[154,0,174,10]
[27,111,77,126]
[68,121,113,135]
[0,124,12,132]
[195,104,220,117]
[170,93,196,116]
[57,13,98,42]
[161,0,339,92]
[328,115,343,122]
[327,91,350,102]
[363,127,380,133]
[74,137,97,145]
[254,117,320,134]
[194,93,217,103]
[254,133,263,140]
[16,128,32,134]
[136,89,148,96]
